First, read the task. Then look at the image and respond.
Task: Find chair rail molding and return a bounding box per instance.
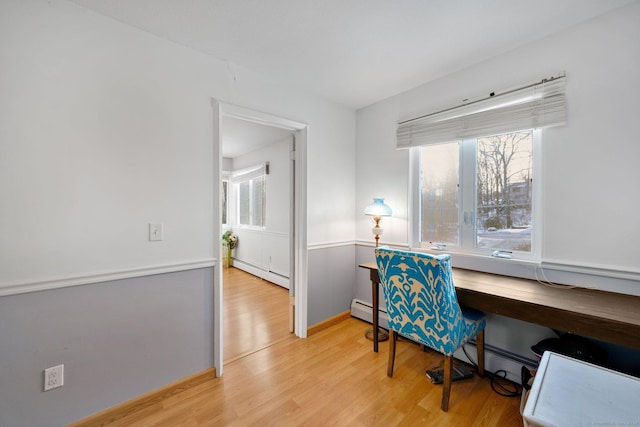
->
[0,259,216,297]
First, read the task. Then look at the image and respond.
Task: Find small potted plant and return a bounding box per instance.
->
[222,230,238,268]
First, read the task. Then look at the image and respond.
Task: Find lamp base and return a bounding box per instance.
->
[365,327,389,342]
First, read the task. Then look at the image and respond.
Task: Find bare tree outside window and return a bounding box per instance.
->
[476,130,533,252]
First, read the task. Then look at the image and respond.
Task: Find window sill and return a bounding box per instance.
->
[413,247,541,281]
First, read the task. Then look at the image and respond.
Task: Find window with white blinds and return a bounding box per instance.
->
[232,163,268,228]
[397,75,566,149]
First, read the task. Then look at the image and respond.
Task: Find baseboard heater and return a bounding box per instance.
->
[232,260,290,289]
[350,298,389,329]
[350,298,537,383]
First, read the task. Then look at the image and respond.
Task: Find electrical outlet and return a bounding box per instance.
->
[44,365,64,391]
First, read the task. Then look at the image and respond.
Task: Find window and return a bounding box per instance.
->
[221,180,228,225]
[237,174,266,227]
[414,130,535,258]
[419,142,460,247]
[402,75,565,262]
[231,162,268,228]
[476,131,533,252]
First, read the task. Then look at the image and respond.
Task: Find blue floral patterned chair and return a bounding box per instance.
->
[375,247,487,411]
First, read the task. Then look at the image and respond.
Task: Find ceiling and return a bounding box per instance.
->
[222,117,292,158]
[67,0,635,156]
[69,0,634,110]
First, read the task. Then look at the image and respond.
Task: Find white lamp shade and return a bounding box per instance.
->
[364,198,392,217]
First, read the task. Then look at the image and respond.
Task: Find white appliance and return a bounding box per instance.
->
[523,351,640,427]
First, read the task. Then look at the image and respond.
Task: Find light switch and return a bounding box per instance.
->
[149,223,164,241]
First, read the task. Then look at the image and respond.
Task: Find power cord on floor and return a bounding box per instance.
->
[461,344,522,398]
[486,369,522,397]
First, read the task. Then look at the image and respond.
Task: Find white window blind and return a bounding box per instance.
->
[397,75,566,149]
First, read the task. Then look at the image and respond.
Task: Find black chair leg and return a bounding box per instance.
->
[476,330,485,377]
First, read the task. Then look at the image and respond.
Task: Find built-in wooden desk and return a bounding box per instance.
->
[359,261,640,353]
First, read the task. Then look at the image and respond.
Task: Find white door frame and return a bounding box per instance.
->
[211,100,308,376]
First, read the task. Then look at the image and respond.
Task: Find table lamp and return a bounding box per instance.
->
[364,198,392,247]
[364,197,392,343]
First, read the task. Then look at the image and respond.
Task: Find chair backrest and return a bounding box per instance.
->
[375,247,465,355]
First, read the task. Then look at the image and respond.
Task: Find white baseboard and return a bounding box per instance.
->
[350,298,388,329]
[231,260,290,289]
[455,343,537,384]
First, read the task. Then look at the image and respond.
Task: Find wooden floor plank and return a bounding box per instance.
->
[223,267,291,362]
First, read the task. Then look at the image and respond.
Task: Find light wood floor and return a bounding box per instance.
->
[223,266,291,362]
[73,268,524,426]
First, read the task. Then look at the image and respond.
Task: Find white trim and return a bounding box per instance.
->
[454,343,537,384]
[308,240,413,251]
[308,240,358,250]
[293,127,308,339]
[408,147,421,247]
[350,298,388,328]
[220,103,305,132]
[355,239,410,249]
[0,259,216,297]
[541,259,640,281]
[231,260,289,289]
[212,99,224,377]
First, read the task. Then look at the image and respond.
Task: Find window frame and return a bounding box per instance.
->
[409,129,542,263]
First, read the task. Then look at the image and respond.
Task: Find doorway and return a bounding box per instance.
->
[212,101,308,376]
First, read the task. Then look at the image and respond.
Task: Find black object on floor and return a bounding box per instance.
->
[426,365,474,384]
[531,334,607,365]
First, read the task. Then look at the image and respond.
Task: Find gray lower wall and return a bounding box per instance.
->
[0,267,214,427]
[307,244,356,327]
[355,245,378,302]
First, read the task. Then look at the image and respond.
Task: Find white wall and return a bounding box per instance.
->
[0,0,356,294]
[356,1,640,295]
[0,0,216,290]
[0,0,356,425]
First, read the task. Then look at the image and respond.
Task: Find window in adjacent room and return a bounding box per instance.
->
[221,180,228,226]
[236,172,266,228]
